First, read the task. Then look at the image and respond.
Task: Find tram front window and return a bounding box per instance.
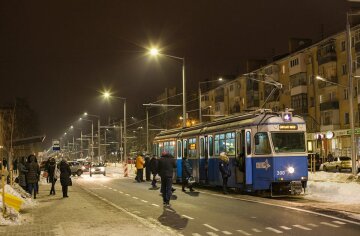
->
[271,132,306,153]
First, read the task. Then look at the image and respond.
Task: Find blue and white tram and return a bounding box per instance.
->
[153,109,308,195]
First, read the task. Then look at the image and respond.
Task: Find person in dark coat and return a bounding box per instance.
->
[219,152,231,194]
[48,158,57,195]
[158,152,176,206]
[144,154,151,181]
[25,155,40,199]
[149,155,159,188]
[182,157,194,192]
[17,156,28,190]
[59,157,71,198]
[13,158,18,175]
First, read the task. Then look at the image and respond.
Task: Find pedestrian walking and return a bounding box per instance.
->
[59,157,71,198]
[219,152,231,194]
[47,158,58,195]
[149,155,159,188]
[145,154,151,181]
[158,152,176,206]
[135,153,145,182]
[17,156,28,191]
[25,154,40,199]
[182,156,194,192]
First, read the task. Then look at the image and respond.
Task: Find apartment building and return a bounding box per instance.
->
[201,25,360,159]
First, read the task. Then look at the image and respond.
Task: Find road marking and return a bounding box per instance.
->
[141,200,148,203]
[206,232,218,236]
[182,215,194,220]
[108,187,113,189]
[265,227,283,234]
[119,191,123,194]
[151,203,160,207]
[132,197,139,199]
[165,208,174,212]
[251,228,262,232]
[320,222,340,228]
[112,189,117,192]
[279,226,291,230]
[293,225,311,230]
[222,231,232,235]
[125,193,130,196]
[236,229,251,235]
[333,221,346,225]
[203,224,219,232]
[192,234,202,236]
[307,223,318,227]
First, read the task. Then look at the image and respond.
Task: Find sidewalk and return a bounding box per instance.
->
[0,179,167,236]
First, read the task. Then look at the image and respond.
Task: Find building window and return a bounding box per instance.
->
[345,113,350,124]
[342,64,347,75]
[344,88,349,100]
[290,58,299,68]
[322,111,332,126]
[291,93,307,111]
[341,41,346,51]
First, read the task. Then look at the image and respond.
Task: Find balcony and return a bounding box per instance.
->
[317,40,337,66]
[320,101,339,111]
[291,85,307,96]
[318,76,338,89]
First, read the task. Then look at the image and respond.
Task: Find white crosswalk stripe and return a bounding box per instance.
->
[321,222,340,228]
[293,225,311,230]
[333,220,346,225]
[203,224,219,232]
[206,232,219,236]
[192,234,202,236]
[279,226,291,230]
[266,227,283,234]
[236,229,252,235]
[251,228,262,233]
[222,231,232,235]
[307,223,318,227]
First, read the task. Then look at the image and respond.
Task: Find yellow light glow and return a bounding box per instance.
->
[103,91,111,99]
[149,48,159,56]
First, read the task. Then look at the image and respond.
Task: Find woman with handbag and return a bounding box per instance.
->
[59,157,71,198]
[47,158,58,195]
[182,156,194,192]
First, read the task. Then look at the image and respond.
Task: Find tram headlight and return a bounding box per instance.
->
[287,166,295,174]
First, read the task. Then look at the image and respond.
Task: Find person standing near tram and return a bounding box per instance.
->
[219,152,231,194]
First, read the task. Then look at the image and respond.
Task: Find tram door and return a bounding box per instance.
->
[235,130,246,184]
[199,136,206,183]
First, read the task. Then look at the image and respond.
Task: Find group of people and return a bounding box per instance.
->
[15,155,72,198]
[134,151,231,206]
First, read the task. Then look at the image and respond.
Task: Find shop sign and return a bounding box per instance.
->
[346,128,360,135]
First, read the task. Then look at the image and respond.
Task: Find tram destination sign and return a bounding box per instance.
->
[279,124,298,130]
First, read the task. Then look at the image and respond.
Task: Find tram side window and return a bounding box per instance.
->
[188,138,197,159]
[200,138,204,157]
[153,144,158,156]
[225,132,235,156]
[209,136,214,156]
[183,139,188,158]
[246,131,251,155]
[177,141,182,158]
[254,132,271,155]
[164,141,176,156]
[159,142,164,156]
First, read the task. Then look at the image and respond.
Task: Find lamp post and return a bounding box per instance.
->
[102,92,127,162]
[316,75,358,174]
[199,78,224,123]
[84,113,100,163]
[149,48,187,128]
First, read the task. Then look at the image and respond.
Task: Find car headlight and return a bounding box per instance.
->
[91,168,95,172]
[287,166,295,174]
[81,166,85,170]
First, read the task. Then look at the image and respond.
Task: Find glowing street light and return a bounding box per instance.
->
[148,47,187,128]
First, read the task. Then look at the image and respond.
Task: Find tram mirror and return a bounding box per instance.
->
[255,135,260,145]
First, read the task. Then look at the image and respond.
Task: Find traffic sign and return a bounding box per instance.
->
[52,139,60,151]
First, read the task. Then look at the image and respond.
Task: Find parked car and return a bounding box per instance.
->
[91,163,106,176]
[68,161,84,176]
[322,156,352,172]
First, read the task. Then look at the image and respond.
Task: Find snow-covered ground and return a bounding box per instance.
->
[305,171,360,204]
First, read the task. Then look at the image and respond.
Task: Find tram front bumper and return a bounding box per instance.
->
[290,181,303,195]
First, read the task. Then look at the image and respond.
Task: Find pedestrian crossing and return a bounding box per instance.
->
[191,220,347,236]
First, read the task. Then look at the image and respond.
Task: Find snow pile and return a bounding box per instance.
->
[305,171,360,204]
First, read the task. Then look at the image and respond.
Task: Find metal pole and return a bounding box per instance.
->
[146,108,149,153]
[199,83,202,123]
[124,100,127,162]
[120,121,123,163]
[346,13,358,175]
[73,136,75,160]
[98,119,100,163]
[91,121,93,177]
[182,58,186,128]
[80,131,83,156]
[104,130,107,163]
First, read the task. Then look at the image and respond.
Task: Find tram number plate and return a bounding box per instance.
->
[276,170,285,175]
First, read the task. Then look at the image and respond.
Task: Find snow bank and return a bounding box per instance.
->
[305,171,360,204]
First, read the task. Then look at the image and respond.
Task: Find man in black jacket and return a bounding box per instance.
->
[158,152,176,206]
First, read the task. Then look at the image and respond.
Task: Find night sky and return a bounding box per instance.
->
[0,0,353,148]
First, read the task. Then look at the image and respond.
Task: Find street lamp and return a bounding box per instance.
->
[102,91,127,163]
[199,78,224,123]
[316,75,358,174]
[148,48,187,128]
